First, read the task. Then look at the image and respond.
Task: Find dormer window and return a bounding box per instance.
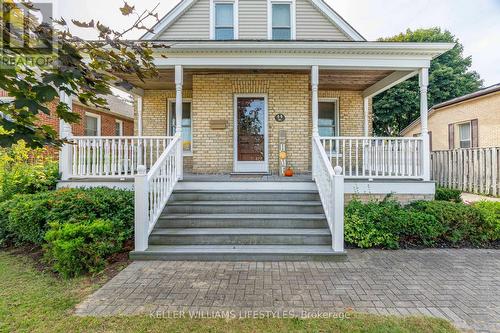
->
[272,4,290,39]
[214,2,235,40]
[268,0,295,40]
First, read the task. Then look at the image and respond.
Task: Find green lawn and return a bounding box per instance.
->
[0,252,459,333]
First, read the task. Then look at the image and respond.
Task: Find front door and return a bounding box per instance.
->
[233,95,268,173]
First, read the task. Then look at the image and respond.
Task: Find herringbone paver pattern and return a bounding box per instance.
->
[76,249,500,332]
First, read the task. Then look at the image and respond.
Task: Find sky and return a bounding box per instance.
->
[55,0,500,86]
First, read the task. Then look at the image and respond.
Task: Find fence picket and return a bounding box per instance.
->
[432,147,499,196]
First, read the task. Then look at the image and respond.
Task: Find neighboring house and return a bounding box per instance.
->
[401,84,500,151]
[1,92,134,139]
[57,0,454,259]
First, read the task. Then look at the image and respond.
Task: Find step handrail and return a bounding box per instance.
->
[312,136,345,252]
[134,136,183,251]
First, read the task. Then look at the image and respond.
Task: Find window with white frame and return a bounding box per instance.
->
[115,119,123,136]
[318,100,339,153]
[214,2,235,40]
[84,113,100,136]
[318,100,339,137]
[271,2,292,40]
[168,101,192,153]
[458,122,471,148]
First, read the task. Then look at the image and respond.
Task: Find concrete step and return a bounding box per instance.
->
[130,245,346,261]
[163,201,324,214]
[156,213,328,229]
[148,228,331,245]
[170,190,320,202]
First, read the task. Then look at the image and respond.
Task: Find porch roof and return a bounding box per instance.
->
[120,68,395,91]
[113,40,453,95]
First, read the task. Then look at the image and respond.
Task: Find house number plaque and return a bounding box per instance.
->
[275,114,286,122]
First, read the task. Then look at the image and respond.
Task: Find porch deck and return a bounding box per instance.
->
[58,173,434,198]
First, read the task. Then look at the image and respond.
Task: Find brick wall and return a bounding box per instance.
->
[140,74,370,174]
[35,101,134,137]
[345,193,434,205]
[403,92,500,150]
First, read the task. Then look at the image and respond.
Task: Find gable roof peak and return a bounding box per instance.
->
[141,0,365,41]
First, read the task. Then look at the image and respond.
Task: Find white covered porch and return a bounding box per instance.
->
[57,41,453,257]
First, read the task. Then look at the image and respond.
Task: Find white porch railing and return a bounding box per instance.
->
[320,136,424,179]
[312,136,345,252]
[68,136,174,178]
[134,136,183,251]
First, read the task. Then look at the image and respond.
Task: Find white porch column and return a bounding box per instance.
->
[311,65,319,180]
[419,67,431,181]
[363,97,369,136]
[311,65,319,137]
[175,65,184,180]
[136,96,143,136]
[58,90,73,180]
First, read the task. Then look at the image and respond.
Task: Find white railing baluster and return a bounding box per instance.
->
[312,136,345,253]
[134,136,183,251]
[319,136,425,180]
[66,136,174,179]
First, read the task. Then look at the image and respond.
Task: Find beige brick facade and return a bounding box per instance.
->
[345,194,434,205]
[403,91,500,150]
[139,73,370,174]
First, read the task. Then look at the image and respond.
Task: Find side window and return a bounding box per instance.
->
[271,3,291,40]
[458,122,471,148]
[84,113,100,136]
[115,120,123,136]
[318,101,339,137]
[169,101,192,153]
[214,3,234,40]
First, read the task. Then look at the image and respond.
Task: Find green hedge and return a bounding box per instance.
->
[0,188,134,277]
[44,219,128,278]
[0,188,133,247]
[473,201,500,242]
[345,198,499,249]
[435,187,462,202]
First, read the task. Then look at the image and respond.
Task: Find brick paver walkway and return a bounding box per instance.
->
[76,249,500,332]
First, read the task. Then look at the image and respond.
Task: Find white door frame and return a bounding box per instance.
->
[233,94,269,173]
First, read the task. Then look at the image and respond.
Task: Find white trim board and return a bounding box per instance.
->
[141,0,364,41]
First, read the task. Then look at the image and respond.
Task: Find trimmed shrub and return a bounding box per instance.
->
[0,141,58,201]
[44,219,127,278]
[3,192,51,245]
[345,198,498,249]
[409,201,490,246]
[0,188,133,248]
[345,198,441,249]
[472,201,500,242]
[435,187,462,203]
[45,188,134,231]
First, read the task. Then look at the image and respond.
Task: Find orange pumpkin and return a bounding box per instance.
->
[284,167,294,177]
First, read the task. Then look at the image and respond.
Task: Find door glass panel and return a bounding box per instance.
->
[237,97,265,162]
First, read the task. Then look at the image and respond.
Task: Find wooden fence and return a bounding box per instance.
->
[431,147,500,196]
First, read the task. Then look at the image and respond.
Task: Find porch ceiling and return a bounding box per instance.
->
[119,69,394,92]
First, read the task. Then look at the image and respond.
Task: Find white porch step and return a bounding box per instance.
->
[130,245,346,261]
